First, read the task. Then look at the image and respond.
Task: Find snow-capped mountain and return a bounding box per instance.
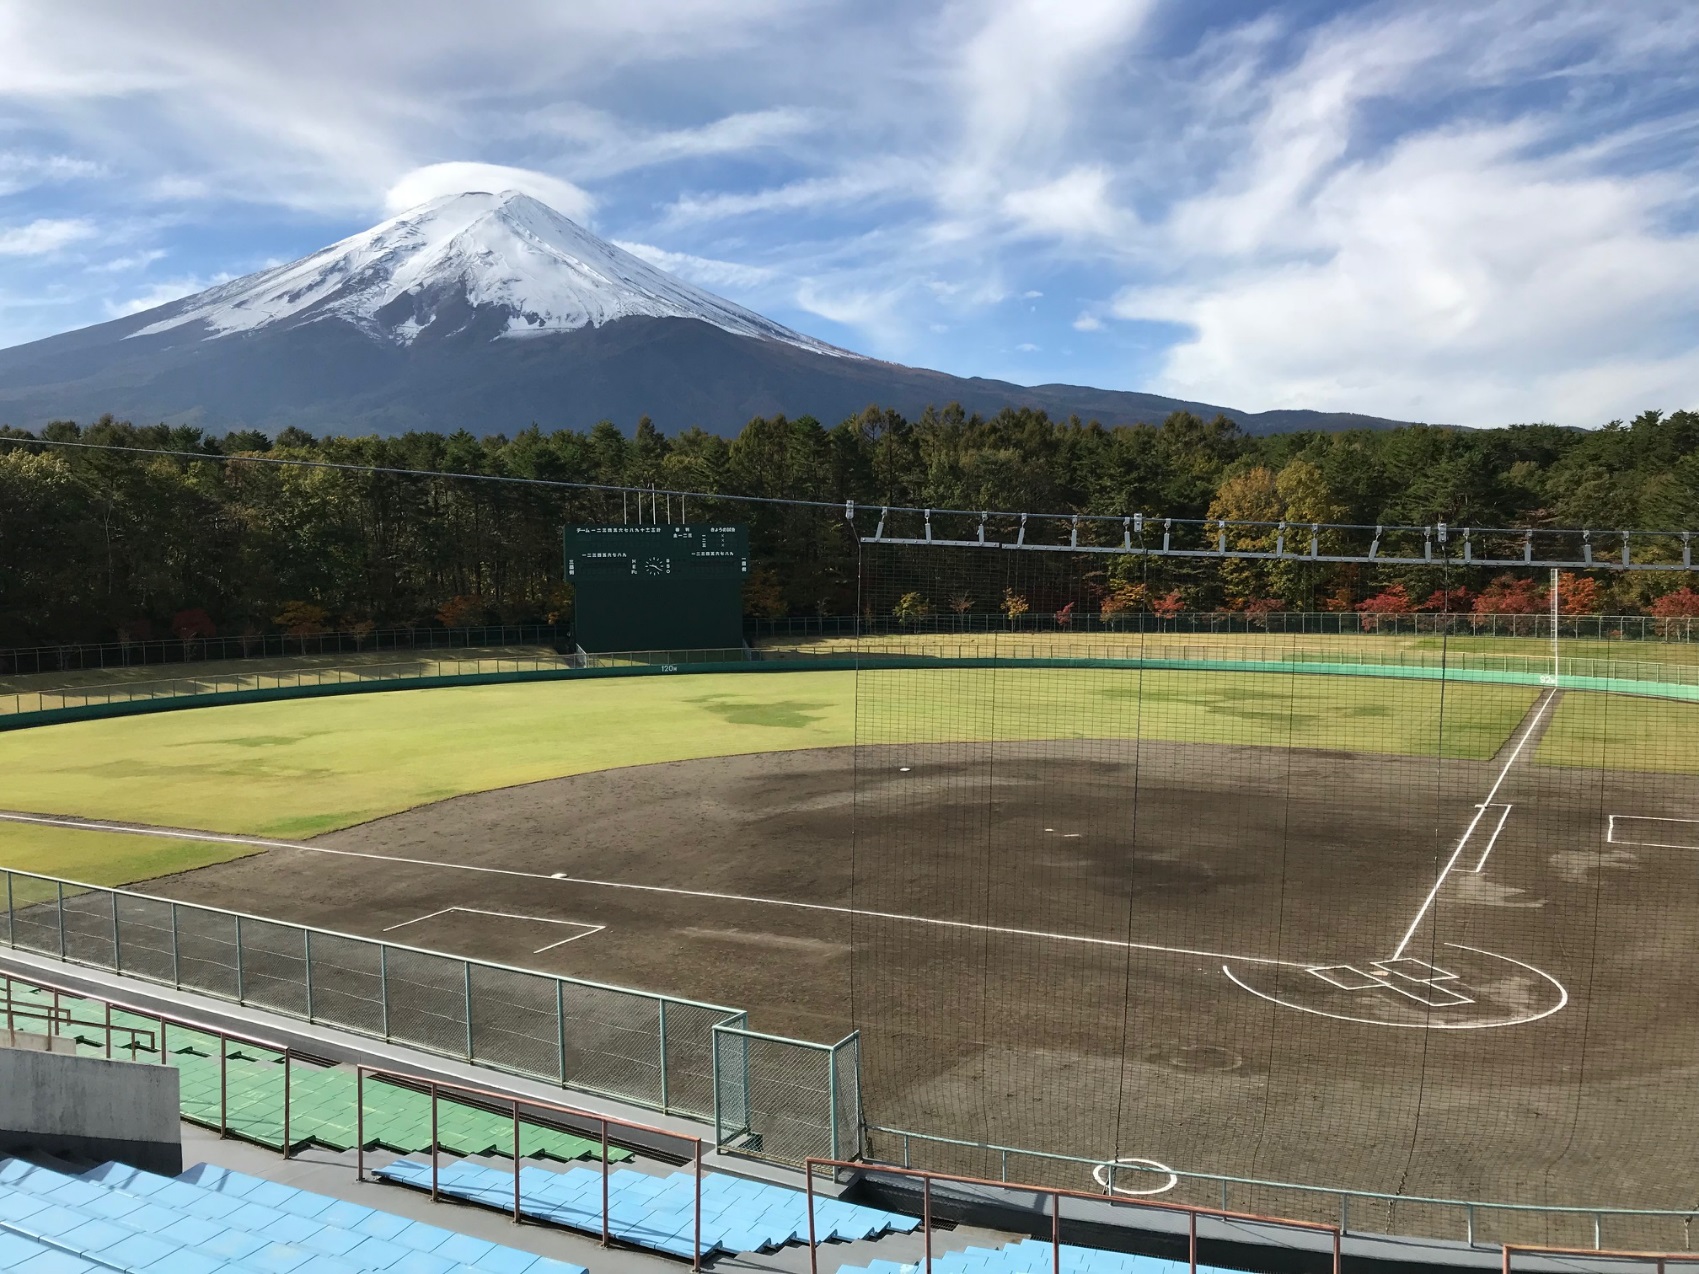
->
[0,191,1415,437]
[132,190,853,357]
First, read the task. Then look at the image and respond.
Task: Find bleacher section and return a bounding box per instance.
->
[0,1157,585,1273]
[379,1158,919,1260]
[1,979,631,1161]
[841,1238,1220,1274]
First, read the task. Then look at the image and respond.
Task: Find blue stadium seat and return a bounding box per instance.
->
[0,1157,585,1273]
[377,1157,918,1260]
[838,1237,1232,1274]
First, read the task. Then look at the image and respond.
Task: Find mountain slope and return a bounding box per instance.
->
[0,190,1422,436]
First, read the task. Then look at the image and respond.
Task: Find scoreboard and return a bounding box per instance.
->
[562,524,749,652]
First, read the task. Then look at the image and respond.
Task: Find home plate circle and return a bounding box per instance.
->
[1091,1157,1178,1196]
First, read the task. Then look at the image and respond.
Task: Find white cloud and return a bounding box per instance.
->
[385,163,594,221]
[613,240,775,291]
[103,273,232,318]
[0,151,100,196]
[0,218,96,256]
[87,249,169,273]
[1073,313,1103,332]
[1016,342,1038,352]
[1002,165,1129,241]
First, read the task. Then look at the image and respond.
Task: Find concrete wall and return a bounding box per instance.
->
[0,1045,181,1174]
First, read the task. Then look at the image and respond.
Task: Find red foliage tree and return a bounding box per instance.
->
[1054,600,1075,627]
[1355,584,1414,614]
[1554,572,1603,615]
[1241,596,1284,616]
[1650,588,1699,618]
[1473,575,1547,614]
[1151,590,1185,621]
[170,608,217,640]
[1419,586,1472,613]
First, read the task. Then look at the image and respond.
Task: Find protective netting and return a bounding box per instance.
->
[849,538,1699,1248]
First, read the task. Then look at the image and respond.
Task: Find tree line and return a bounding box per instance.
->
[3,404,1698,649]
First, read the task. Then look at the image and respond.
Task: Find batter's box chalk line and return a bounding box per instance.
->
[1607,814,1699,851]
[1221,942,1569,1029]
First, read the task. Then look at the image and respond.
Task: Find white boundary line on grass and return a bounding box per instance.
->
[1389,689,1556,961]
[0,810,1309,970]
[380,905,603,953]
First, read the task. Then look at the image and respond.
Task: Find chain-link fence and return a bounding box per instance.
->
[0,868,858,1162]
[712,1024,862,1164]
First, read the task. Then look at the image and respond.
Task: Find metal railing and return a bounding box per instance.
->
[0,869,859,1164]
[805,1158,1342,1274]
[355,1065,706,1270]
[0,651,583,717]
[1504,1244,1699,1273]
[0,624,570,678]
[712,1024,861,1163]
[753,611,1699,641]
[869,1124,1699,1252]
[1,967,300,1153]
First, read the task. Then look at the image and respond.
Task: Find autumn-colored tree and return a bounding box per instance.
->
[1099,581,1148,622]
[1055,600,1076,627]
[1419,586,1473,613]
[948,591,974,614]
[436,595,488,629]
[1151,590,1185,621]
[1207,467,1282,604]
[346,618,376,649]
[893,591,932,629]
[1473,575,1547,614]
[170,608,216,640]
[1001,588,1030,629]
[1555,571,1603,615]
[1650,587,1699,617]
[272,601,329,636]
[741,567,787,619]
[1356,584,1415,614]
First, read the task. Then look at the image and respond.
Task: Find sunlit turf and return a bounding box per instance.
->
[0,822,259,888]
[1538,690,1699,773]
[0,669,1538,872]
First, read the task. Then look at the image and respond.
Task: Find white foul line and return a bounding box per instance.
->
[0,810,1307,969]
[1390,689,1555,961]
[1469,804,1514,874]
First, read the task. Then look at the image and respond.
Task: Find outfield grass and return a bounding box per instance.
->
[0,645,568,698]
[1538,690,1699,773]
[0,668,1538,866]
[0,822,260,887]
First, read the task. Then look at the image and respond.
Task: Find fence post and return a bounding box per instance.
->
[711,1028,722,1151]
[601,1118,611,1247]
[282,1049,291,1158]
[555,979,566,1085]
[827,1046,839,1162]
[55,881,65,958]
[923,1174,933,1274]
[513,1099,521,1223]
[356,1069,364,1182]
[658,1000,669,1112]
[380,946,390,1040]
[430,1082,439,1200]
[234,915,245,1002]
[170,905,181,988]
[219,1032,228,1137]
[303,930,313,1022]
[110,892,121,972]
[463,961,474,1059]
[4,872,11,949]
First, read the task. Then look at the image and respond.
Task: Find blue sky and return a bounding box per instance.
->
[1,0,1696,426]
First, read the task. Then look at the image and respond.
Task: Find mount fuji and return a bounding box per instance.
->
[0,191,1411,436]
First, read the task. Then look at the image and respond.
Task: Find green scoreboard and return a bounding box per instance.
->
[562,524,750,653]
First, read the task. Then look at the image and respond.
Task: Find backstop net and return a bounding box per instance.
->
[846,530,1699,1248]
